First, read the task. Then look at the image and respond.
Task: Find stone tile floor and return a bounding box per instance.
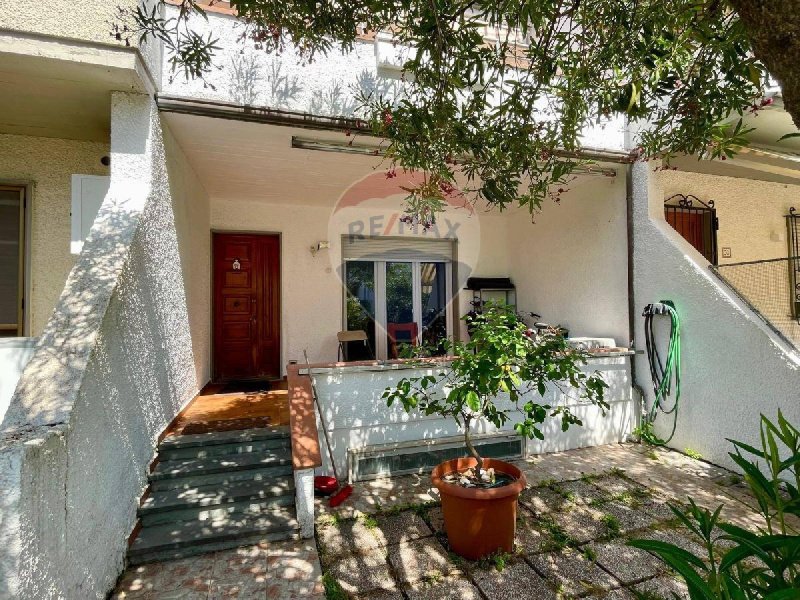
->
[114,442,792,599]
[112,539,325,599]
[315,443,796,599]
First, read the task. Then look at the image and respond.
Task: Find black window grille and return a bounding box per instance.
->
[664,194,718,265]
[786,207,800,319]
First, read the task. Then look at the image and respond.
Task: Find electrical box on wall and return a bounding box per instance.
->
[721,247,732,259]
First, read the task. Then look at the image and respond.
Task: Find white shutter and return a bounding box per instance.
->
[71,175,110,254]
[342,235,454,262]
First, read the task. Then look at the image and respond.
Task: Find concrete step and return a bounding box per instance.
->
[128,508,299,565]
[141,478,295,514]
[159,426,289,451]
[140,496,296,527]
[150,464,294,492]
[130,529,301,565]
[150,448,292,481]
[139,479,295,526]
[159,437,290,461]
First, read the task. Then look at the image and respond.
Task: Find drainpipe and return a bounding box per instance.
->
[626,163,646,438]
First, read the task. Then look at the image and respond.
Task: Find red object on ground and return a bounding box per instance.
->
[329,484,353,508]
[431,458,526,560]
[314,475,338,496]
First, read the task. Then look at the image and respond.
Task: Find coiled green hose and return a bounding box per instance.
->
[642,301,681,445]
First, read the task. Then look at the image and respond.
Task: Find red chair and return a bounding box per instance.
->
[388,322,418,358]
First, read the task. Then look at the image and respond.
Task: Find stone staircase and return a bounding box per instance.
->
[128,426,299,565]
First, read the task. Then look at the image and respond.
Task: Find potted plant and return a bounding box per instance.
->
[382,303,609,560]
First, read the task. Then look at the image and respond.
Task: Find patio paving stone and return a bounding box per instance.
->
[208,576,267,599]
[373,511,433,546]
[601,500,660,533]
[404,575,483,599]
[209,544,266,581]
[529,549,617,596]
[424,506,445,533]
[519,484,572,514]
[112,554,216,598]
[515,515,553,554]
[632,575,689,599]
[590,474,651,499]
[386,537,461,584]
[550,506,614,543]
[639,498,677,523]
[472,560,557,600]
[264,540,325,598]
[634,526,708,558]
[582,588,636,600]
[325,553,397,595]
[585,539,667,584]
[316,517,383,559]
[554,479,610,506]
[350,590,406,600]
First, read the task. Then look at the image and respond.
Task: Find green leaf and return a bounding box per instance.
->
[465,391,481,412]
[778,132,800,142]
[627,540,715,599]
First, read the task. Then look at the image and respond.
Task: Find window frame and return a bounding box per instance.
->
[0,184,29,337]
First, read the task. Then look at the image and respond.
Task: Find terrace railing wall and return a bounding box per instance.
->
[710,257,800,351]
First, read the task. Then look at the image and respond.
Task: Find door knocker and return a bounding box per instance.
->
[232,259,241,271]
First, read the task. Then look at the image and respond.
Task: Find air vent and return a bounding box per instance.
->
[347,433,524,483]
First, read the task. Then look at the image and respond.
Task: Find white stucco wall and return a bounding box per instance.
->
[0,0,137,46]
[658,169,800,264]
[507,171,629,346]
[161,7,392,118]
[160,6,628,152]
[631,161,800,470]
[0,133,110,336]
[163,123,212,387]
[0,92,209,598]
[310,357,634,478]
[210,198,509,369]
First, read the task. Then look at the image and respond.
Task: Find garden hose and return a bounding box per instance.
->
[641,301,681,445]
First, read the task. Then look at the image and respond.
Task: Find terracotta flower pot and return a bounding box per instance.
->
[431,457,526,560]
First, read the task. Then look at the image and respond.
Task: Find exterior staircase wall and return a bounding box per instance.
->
[0,93,210,599]
[630,161,800,470]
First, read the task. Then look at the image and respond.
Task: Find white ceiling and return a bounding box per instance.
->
[0,52,115,142]
[162,112,388,205]
[742,101,800,153]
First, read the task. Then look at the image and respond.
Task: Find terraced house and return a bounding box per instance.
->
[0,1,799,598]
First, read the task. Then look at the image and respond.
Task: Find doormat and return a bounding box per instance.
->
[219,380,276,394]
[181,416,272,435]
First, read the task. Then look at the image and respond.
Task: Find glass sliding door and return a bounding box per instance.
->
[420,262,448,355]
[344,261,376,360]
[0,186,24,337]
[385,262,414,358]
[343,258,452,360]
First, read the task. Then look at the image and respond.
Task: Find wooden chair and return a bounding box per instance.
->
[387,322,418,359]
[337,330,374,361]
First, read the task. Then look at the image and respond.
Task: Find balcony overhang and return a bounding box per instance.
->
[0,30,156,141]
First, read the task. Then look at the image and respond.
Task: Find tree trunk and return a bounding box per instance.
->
[463,416,484,467]
[731,0,800,129]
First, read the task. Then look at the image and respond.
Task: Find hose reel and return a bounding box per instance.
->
[641,300,681,445]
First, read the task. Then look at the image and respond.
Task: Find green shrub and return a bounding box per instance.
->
[629,412,800,599]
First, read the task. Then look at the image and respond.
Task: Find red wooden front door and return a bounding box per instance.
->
[213,233,281,381]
